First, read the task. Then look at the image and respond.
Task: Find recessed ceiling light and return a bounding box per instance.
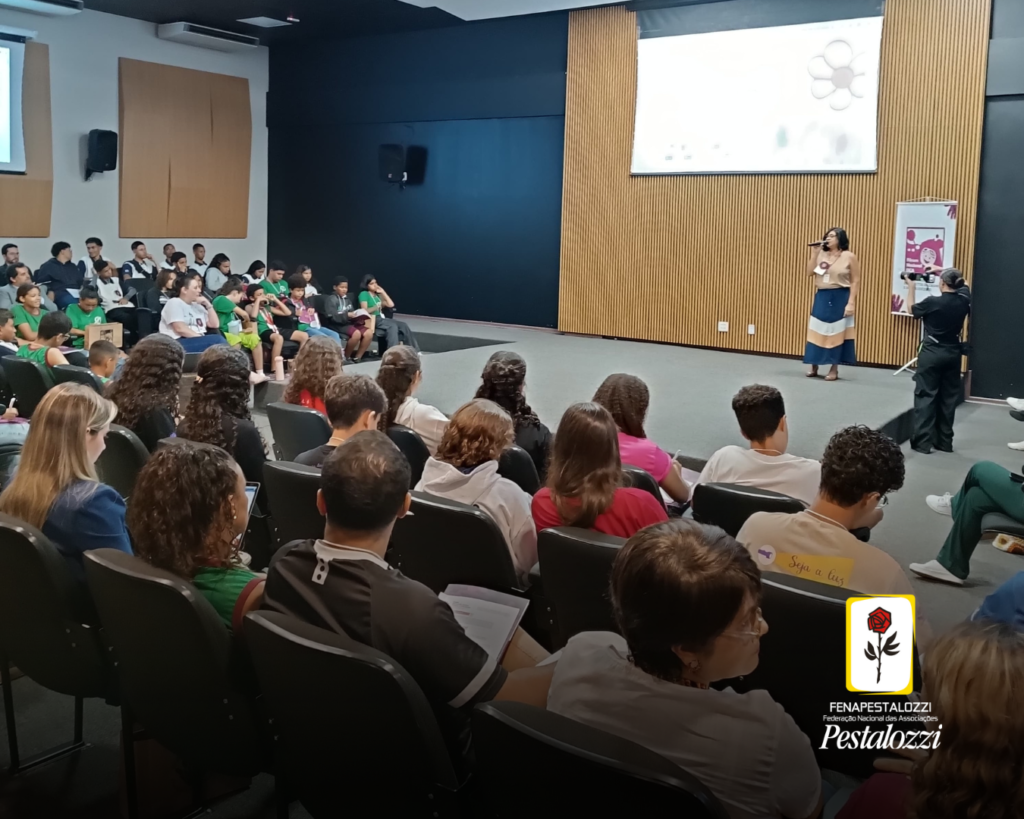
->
[237,16,291,28]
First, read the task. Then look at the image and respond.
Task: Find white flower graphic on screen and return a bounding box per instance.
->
[808,40,868,111]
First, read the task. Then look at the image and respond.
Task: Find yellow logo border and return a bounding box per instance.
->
[846,594,915,695]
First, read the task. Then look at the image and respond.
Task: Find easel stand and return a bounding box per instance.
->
[893,323,925,377]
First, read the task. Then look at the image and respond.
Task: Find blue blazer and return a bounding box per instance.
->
[42,480,132,583]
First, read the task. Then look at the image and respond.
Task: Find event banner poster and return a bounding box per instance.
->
[891,201,958,315]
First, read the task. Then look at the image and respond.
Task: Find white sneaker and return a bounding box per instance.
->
[1008,397,1024,412]
[925,493,953,516]
[1009,441,1024,451]
[909,560,964,586]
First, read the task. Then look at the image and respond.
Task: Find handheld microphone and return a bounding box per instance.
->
[807,241,825,247]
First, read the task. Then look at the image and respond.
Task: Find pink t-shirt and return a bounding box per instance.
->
[617,432,672,482]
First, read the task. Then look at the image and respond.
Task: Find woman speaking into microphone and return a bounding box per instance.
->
[803,227,859,381]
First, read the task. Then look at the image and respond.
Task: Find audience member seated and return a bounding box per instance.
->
[241,260,265,285]
[0,384,130,581]
[128,445,264,632]
[0,243,19,282]
[738,426,913,597]
[971,571,1024,630]
[92,259,138,340]
[246,282,308,370]
[321,277,370,361]
[13,283,50,342]
[282,336,344,415]
[192,244,208,276]
[160,243,176,271]
[376,345,447,455]
[262,431,553,767]
[121,240,157,281]
[205,252,232,293]
[297,264,320,297]
[89,341,119,384]
[358,275,420,353]
[18,312,71,385]
[0,309,18,357]
[177,346,267,495]
[294,374,386,468]
[260,260,290,301]
[416,399,538,579]
[532,402,668,538]
[285,275,342,344]
[909,461,1024,587]
[0,263,57,312]
[837,621,1024,819]
[593,373,690,504]
[213,282,269,384]
[475,351,552,482]
[159,273,228,353]
[106,334,183,452]
[142,269,177,313]
[34,241,83,310]
[699,385,821,506]
[548,520,821,819]
[66,286,107,349]
[76,236,106,282]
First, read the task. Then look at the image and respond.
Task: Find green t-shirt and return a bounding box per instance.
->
[17,344,57,387]
[191,565,262,631]
[253,306,275,337]
[12,304,46,339]
[359,291,382,315]
[260,279,288,300]
[212,295,239,330]
[65,303,108,348]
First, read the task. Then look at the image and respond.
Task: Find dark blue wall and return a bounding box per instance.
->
[268,14,568,328]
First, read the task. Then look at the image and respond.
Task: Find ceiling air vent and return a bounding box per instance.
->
[157,22,259,52]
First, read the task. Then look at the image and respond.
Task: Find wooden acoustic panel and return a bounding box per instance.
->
[559,1,990,366]
[0,43,53,237]
[119,58,251,239]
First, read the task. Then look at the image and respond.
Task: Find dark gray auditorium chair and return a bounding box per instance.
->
[472,702,728,818]
[266,401,331,463]
[621,465,667,512]
[982,513,1024,541]
[263,460,323,547]
[52,364,105,394]
[498,445,541,495]
[95,424,150,501]
[691,482,804,537]
[386,424,430,487]
[1,356,50,418]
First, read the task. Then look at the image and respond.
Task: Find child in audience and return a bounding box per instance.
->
[285,275,342,344]
[297,264,320,297]
[262,431,552,770]
[838,621,1024,819]
[294,374,386,468]
[0,308,18,356]
[282,336,344,415]
[177,345,267,503]
[88,340,119,383]
[143,269,177,313]
[66,286,107,348]
[13,283,49,342]
[359,275,420,353]
[260,261,290,300]
[91,259,138,342]
[242,260,265,285]
[475,351,552,482]
[159,274,228,353]
[213,281,269,384]
[376,345,448,455]
[593,373,690,504]
[245,283,307,375]
[17,311,71,385]
[698,385,822,506]
[548,520,821,819]
[532,402,668,538]
[128,444,264,632]
[322,277,371,361]
[205,253,232,293]
[417,399,538,578]
[105,334,183,452]
[0,384,131,582]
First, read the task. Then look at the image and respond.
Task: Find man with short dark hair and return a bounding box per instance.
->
[77,237,106,282]
[192,243,207,276]
[34,241,83,310]
[0,264,56,312]
[121,241,157,281]
[160,243,176,271]
[698,385,821,505]
[294,375,387,468]
[0,243,19,282]
[263,431,552,768]
[260,261,289,300]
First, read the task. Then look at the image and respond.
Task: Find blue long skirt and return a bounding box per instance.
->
[803,288,857,366]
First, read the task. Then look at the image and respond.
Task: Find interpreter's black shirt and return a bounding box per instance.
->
[911,289,970,345]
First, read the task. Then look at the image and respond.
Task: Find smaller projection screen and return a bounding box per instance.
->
[0,38,27,175]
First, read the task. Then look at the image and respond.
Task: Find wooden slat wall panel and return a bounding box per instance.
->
[119,58,251,239]
[0,43,53,237]
[559,0,990,366]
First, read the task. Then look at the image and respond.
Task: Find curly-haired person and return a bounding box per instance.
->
[282,335,344,415]
[105,334,183,452]
[416,399,537,579]
[128,443,264,632]
[475,351,552,482]
[837,620,1024,819]
[177,346,267,503]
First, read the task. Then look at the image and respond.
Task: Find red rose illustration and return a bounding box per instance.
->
[864,607,900,684]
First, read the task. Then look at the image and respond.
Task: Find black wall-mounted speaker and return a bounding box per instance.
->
[379,144,405,182]
[86,129,117,180]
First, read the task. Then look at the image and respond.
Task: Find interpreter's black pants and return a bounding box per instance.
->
[911,342,962,452]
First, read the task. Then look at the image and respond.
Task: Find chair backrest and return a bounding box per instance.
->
[691,482,804,537]
[52,364,105,394]
[95,424,150,500]
[0,514,110,698]
[387,491,520,594]
[386,424,429,487]
[182,351,201,374]
[135,307,154,338]
[0,442,20,487]
[472,702,728,818]
[537,527,626,649]
[266,401,332,463]
[263,460,324,547]
[63,349,89,368]
[1,356,50,418]
[621,465,667,511]
[245,611,459,817]
[498,445,540,495]
[83,549,265,775]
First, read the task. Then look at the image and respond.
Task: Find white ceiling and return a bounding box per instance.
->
[399,0,622,22]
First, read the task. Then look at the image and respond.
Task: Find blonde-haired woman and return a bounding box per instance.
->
[838,620,1024,819]
[0,384,130,581]
[415,398,537,579]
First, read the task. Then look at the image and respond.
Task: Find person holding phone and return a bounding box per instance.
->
[803,227,859,381]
